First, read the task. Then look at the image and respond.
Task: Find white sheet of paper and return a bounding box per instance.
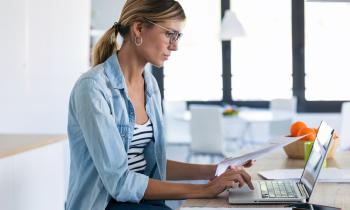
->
[258,168,350,183]
[215,135,305,176]
[181,208,292,210]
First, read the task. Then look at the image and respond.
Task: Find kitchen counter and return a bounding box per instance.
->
[0,134,67,159]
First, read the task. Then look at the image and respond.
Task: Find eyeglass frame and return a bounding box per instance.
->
[143,18,183,44]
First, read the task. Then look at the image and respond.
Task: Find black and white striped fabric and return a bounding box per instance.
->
[127,119,154,173]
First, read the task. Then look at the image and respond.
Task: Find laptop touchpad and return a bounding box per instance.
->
[229,181,260,202]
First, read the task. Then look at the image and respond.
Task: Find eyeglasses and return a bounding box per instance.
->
[144,18,183,44]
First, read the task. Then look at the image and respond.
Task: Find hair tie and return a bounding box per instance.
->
[113,22,121,31]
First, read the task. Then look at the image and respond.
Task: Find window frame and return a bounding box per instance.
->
[152,0,346,113]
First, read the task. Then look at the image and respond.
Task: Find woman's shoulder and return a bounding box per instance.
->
[72,64,110,95]
[79,63,109,84]
[80,64,106,82]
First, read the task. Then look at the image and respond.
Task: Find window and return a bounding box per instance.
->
[155,0,345,112]
[305,1,350,101]
[163,0,222,101]
[230,0,292,100]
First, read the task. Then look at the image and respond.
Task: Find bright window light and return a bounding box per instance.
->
[305,2,350,101]
[230,0,293,100]
[163,0,222,101]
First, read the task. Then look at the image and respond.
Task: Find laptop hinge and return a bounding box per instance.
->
[297,182,309,199]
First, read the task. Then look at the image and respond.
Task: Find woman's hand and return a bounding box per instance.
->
[201,166,254,198]
[201,160,255,181]
[236,159,256,169]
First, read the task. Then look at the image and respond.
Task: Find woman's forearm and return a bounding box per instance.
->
[144,166,255,201]
[143,178,206,200]
[166,160,217,180]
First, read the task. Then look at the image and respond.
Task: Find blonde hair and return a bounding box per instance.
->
[92,0,186,67]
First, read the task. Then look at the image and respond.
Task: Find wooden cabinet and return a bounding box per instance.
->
[0,135,68,210]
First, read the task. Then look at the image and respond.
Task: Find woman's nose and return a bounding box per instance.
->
[168,41,179,51]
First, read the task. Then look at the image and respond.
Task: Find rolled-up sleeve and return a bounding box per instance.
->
[73,78,149,202]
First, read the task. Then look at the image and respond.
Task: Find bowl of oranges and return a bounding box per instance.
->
[283,121,339,159]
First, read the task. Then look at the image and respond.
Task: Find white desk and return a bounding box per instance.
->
[238,107,293,122]
[171,107,294,143]
[175,107,293,123]
[231,107,294,141]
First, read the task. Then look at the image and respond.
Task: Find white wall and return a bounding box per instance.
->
[0,0,90,133]
[0,1,88,208]
[91,0,125,30]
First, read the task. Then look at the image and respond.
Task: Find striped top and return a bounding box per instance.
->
[127,119,154,173]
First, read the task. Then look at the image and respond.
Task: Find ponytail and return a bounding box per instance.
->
[92,26,119,67]
[92,0,185,67]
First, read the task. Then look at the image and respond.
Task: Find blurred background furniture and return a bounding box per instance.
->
[163,101,191,145]
[341,102,350,150]
[269,97,297,137]
[188,105,231,163]
[172,104,296,147]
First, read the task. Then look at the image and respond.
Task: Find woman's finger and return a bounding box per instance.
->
[223,180,237,190]
[242,159,255,168]
[224,173,245,188]
[238,169,254,190]
[234,175,245,188]
[225,168,254,190]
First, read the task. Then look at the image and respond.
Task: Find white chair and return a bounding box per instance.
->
[269,97,297,137]
[340,102,350,150]
[163,100,191,145]
[188,105,227,162]
[270,97,297,112]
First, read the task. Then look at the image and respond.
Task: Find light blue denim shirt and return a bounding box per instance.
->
[66,54,167,210]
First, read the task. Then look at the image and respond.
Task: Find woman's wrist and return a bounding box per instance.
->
[202,164,217,180]
[145,179,211,200]
[185,183,209,199]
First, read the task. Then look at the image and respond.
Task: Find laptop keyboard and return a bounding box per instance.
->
[259,181,298,198]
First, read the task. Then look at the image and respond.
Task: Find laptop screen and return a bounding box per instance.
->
[300,121,334,197]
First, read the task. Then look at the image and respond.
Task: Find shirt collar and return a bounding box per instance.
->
[103,53,155,96]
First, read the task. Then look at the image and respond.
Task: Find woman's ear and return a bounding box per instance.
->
[130,21,144,38]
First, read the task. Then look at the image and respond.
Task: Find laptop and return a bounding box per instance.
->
[228,120,334,204]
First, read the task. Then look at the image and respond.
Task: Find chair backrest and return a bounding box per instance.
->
[269,97,297,137]
[270,97,297,113]
[163,100,190,144]
[341,102,350,150]
[189,105,224,154]
[163,100,187,117]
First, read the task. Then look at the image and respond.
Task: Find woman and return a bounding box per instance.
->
[66,0,254,210]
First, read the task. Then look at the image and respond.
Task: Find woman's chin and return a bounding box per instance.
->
[150,61,164,68]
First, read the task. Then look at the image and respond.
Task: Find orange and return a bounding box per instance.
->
[290,121,307,137]
[297,127,316,141]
